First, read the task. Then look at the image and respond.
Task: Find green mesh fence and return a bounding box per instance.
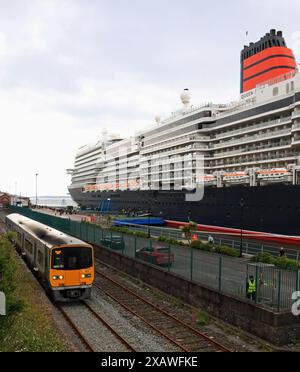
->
[8,206,298,312]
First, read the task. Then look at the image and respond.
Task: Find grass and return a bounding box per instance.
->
[0,234,69,352]
[196,310,210,326]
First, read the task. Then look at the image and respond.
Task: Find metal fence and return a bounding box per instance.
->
[8,206,299,312]
[114,222,300,261]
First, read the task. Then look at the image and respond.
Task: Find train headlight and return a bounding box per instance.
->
[52,275,64,280]
[81,274,91,278]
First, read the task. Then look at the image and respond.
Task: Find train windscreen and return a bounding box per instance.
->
[51,247,93,270]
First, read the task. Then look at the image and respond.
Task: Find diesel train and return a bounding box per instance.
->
[6,213,94,301]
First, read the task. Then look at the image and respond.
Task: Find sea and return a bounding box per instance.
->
[30,196,78,208]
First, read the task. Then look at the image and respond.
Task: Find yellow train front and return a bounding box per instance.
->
[6,213,94,302]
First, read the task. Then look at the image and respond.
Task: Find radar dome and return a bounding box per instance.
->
[180,88,191,106]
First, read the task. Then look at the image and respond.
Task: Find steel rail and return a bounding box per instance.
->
[95,268,232,352]
[57,304,95,352]
[82,301,136,352]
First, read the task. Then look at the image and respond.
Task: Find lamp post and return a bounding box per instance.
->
[35,173,38,208]
[239,197,245,257]
[147,204,151,238]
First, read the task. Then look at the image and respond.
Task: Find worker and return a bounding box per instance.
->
[246,275,256,301]
[279,247,286,258]
[208,235,214,244]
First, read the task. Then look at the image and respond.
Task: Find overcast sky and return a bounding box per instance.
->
[1,0,300,197]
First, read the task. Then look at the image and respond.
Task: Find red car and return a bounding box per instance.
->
[136,245,175,267]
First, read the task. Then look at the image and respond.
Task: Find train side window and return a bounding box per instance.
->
[25,239,33,254]
[38,250,43,265]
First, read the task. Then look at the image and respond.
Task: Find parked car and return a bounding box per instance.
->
[100,235,125,250]
[135,245,175,267]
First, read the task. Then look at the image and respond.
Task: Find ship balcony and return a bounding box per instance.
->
[291,123,300,133]
[212,142,291,160]
[140,143,209,157]
[141,136,210,154]
[292,110,300,120]
[209,155,296,170]
[212,129,291,150]
[213,117,292,141]
[291,137,300,146]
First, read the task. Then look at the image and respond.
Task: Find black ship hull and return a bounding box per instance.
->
[68,184,300,236]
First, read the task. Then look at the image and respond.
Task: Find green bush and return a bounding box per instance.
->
[191,240,209,250]
[275,257,300,270]
[250,252,300,271]
[158,235,186,246]
[110,226,129,234]
[250,252,275,264]
[131,231,149,238]
[213,245,239,257]
[0,234,24,321]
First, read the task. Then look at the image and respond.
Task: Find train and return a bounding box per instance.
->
[6,213,94,301]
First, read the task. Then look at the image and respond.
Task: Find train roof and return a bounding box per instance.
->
[6,213,89,248]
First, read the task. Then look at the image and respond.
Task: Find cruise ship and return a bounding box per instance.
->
[68,29,300,235]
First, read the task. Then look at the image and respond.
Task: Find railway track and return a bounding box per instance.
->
[58,301,136,352]
[94,266,232,352]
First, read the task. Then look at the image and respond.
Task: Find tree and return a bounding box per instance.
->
[181,221,198,247]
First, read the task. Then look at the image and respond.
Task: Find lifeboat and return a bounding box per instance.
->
[257,168,291,180]
[223,171,249,184]
[200,174,217,185]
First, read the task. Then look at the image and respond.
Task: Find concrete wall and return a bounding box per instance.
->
[95,246,300,346]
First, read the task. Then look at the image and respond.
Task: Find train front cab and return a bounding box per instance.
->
[49,244,94,302]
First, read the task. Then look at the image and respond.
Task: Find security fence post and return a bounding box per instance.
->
[218,256,222,291]
[277,270,282,312]
[122,233,124,255]
[80,221,82,240]
[297,251,299,262]
[297,269,300,292]
[255,265,258,304]
[134,236,137,258]
[110,230,112,249]
[190,247,193,282]
[93,224,96,244]
[168,244,171,273]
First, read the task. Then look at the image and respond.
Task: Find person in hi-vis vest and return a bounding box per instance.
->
[246,275,256,301]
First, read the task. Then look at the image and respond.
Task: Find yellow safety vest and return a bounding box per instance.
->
[247,280,256,294]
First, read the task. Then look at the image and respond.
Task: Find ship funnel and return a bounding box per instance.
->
[180,88,191,111]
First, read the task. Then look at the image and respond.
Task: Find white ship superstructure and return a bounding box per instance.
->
[69,70,300,192]
[68,30,300,235]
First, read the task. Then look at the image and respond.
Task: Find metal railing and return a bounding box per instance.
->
[7,206,299,312]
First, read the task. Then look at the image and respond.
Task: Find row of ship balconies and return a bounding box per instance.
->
[213,116,292,140]
[141,128,299,160]
[141,116,293,155]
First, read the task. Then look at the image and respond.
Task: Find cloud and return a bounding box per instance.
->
[0,0,299,196]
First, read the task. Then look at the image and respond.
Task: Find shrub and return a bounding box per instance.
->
[196,310,210,326]
[158,235,186,246]
[275,257,300,271]
[191,240,209,250]
[250,252,275,264]
[131,231,149,238]
[250,252,300,271]
[0,234,24,321]
[213,245,239,257]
